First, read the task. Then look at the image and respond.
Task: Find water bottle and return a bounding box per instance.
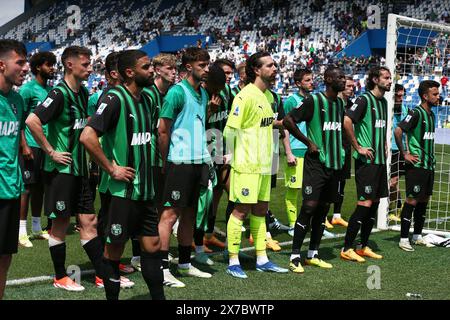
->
[406,293,422,299]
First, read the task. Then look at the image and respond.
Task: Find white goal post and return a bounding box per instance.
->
[378,13,450,236]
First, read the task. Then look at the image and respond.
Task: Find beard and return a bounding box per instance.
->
[135,74,153,88]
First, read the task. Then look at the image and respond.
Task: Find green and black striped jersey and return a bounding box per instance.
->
[207,84,233,161]
[288,92,345,170]
[231,84,242,99]
[34,80,89,177]
[398,105,435,170]
[346,91,388,165]
[143,84,165,168]
[88,85,154,201]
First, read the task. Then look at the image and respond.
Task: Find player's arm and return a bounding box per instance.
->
[80,94,135,182]
[19,88,33,160]
[281,129,296,166]
[395,110,420,164]
[344,96,374,161]
[282,96,317,154]
[207,93,222,119]
[25,89,71,165]
[158,86,183,171]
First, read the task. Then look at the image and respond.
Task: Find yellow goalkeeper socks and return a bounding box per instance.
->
[227,214,243,255]
[285,187,299,227]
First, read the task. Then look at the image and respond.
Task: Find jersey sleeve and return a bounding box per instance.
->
[345,95,368,124]
[398,109,420,133]
[86,93,121,136]
[226,94,247,129]
[276,97,285,120]
[159,85,184,120]
[288,95,314,123]
[33,88,65,124]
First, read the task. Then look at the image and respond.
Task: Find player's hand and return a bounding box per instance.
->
[307,142,319,155]
[208,94,222,113]
[404,152,420,165]
[49,150,72,165]
[286,153,297,166]
[22,145,34,160]
[357,146,374,161]
[110,160,136,182]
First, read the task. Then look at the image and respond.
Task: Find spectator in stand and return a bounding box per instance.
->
[441,75,448,97]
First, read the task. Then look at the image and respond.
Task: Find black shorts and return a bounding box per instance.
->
[0,198,20,255]
[152,166,164,206]
[88,160,99,175]
[355,160,388,201]
[101,192,159,244]
[162,162,210,208]
[390,151,405,177]
[43,171,95,218]
[302,152,341,203]
[18,147,44,185]
[405,166,434,199]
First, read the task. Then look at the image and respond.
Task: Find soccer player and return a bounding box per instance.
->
[128,53,177,272]
[282,68,313,236]
[224,51,288,278]
[26,46,104,291]
[18,51,56,247]
[284,66,346,273]
[388,84,409,222]
[80,49,165,300]
[203,58,233,252]
[341,66,391,263]
[158,47,213,288]
[395,80,439,251]
[0,39,29,299]
[329,76,354,228]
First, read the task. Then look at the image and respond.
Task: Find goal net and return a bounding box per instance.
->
[378,14,450,236]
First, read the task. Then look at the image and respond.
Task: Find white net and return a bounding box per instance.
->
[382,14,450,235]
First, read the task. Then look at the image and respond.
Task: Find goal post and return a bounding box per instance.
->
[378,14,450,236]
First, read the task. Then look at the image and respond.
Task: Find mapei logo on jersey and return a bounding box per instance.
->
[131,132,151,146]
[260,117,274,127]
[423,132,435,140]
[0,121,19,137]
[42,97,53,108]
[208,110,228,123]
[323,121,341,131]
[375,120,386,128]
[96,103,108,115]
[73,118,88,130]
[233,106,240,116]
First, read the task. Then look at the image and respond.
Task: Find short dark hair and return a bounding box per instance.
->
[61,46,92,69]
[345,75,354,81]
[213,58,235,70]
[0,39,27,58]
[105,51,120,75]
[117,49,147,79]
[366,66,390,90]
[181,47,210,67]
[245,51,271,83]
[207,64,226,94]
[293,68,312,83]
[395,83,405,92]
[418,80,440,100]
[29,51,56,75]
